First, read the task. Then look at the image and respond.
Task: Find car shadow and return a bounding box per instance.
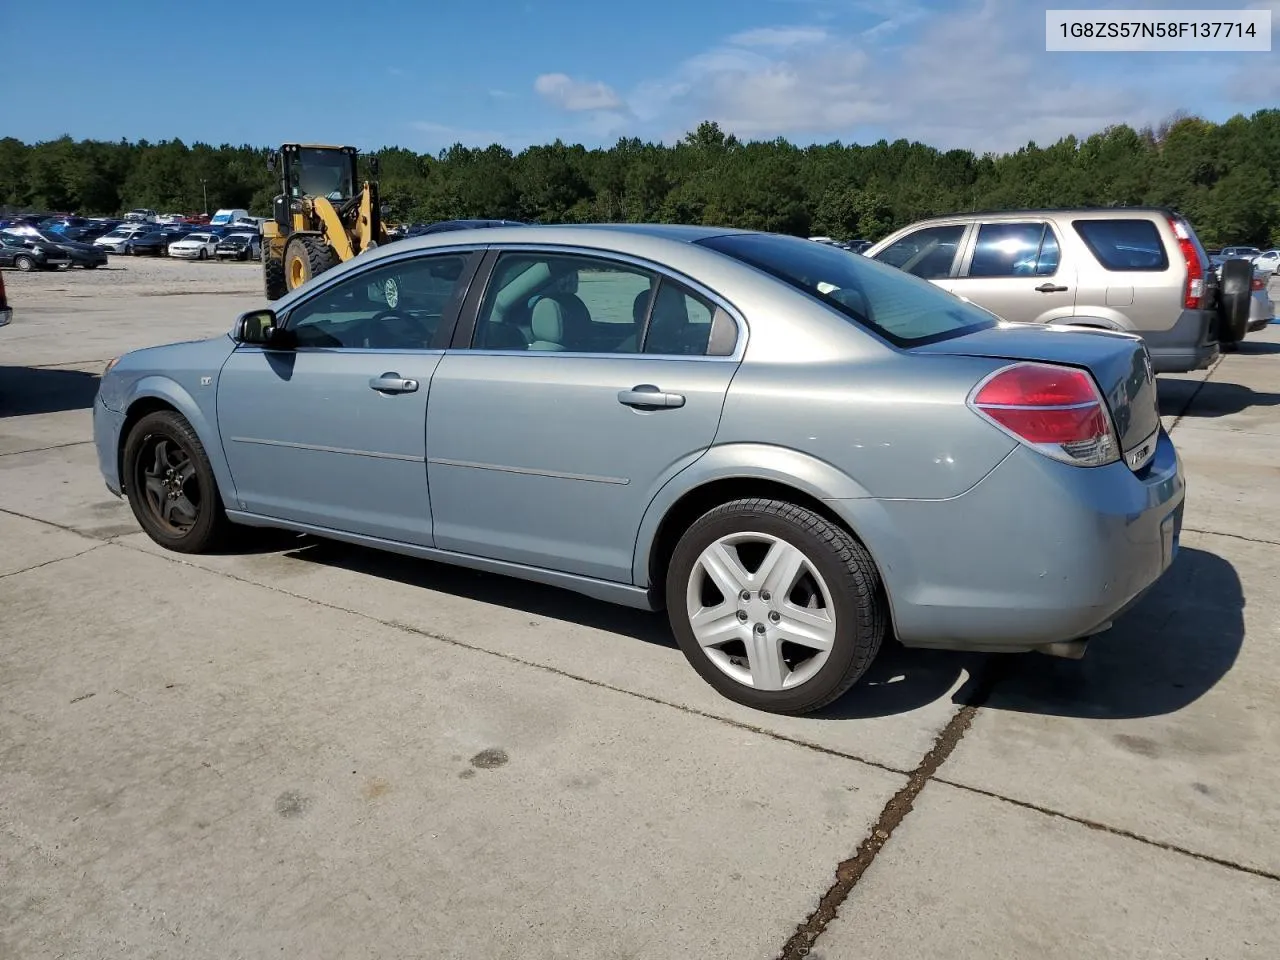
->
[1158,379,1280,419]
[274,537,1242,722]
[279,536,678,648]
[0,365,101,416]
[1236,339,1280,355]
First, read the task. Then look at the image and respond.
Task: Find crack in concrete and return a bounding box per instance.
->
[775,662,1004,960]
[0,543,107,581]
[933,778,1280,884]
[0,440,94,458]
[1182,526,1280,548]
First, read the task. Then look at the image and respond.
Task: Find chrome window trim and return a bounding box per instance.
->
[466,242,749,362]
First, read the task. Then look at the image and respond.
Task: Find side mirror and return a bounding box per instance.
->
[234,309,291,348]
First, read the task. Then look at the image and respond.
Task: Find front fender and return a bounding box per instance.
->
[631,443,875,586]
[123,377,239,506]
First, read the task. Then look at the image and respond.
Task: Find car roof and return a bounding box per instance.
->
[909,207,1180,223]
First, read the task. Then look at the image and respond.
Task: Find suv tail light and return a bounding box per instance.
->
[1251,276,1265,292]
[1168,216,1204,310]
[968,362,1119,467]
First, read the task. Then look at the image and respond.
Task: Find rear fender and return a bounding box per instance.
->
[631,443,874,587]
[122,377,238,505]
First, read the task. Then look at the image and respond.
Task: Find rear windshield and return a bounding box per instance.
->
[697,232,997,346]
[1073,219,1169,272]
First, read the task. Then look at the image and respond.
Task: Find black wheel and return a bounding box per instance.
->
[128,244,138,256]
[284,235,339,292]
[14,255,34,272]
[198,247,207,261]
[83,262,99,270]
[263,253,287,300]
[1217,259,1252,344]
[665,498,886,715]
[123,410,230,554]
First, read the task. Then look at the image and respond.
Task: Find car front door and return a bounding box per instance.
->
[949,220,1076,324]
[216,249,482,545]
[425,249,743,583]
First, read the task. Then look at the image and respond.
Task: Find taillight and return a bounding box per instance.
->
[1251,276,1264,292]
[969,362,1119,467]
[1168,217,1203,309]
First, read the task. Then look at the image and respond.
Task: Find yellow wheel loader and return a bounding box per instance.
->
[261,143,387,300]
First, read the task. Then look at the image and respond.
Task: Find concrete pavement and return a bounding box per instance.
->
[1,260,1277,958]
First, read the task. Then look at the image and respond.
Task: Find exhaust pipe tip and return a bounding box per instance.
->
[1038,638,1091,660]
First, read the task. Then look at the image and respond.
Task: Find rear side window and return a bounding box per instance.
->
[968,222,1060,278]
[1073,219,1169,272]
[698,232,997,347]
[872,224,964,279]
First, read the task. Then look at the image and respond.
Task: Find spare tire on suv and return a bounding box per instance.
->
[1217,258,1252,345]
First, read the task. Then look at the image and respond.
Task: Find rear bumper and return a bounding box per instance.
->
[1144,308,1218,372]
[828,430,1184,652]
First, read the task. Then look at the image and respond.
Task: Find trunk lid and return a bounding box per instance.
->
[916,322,1161,470]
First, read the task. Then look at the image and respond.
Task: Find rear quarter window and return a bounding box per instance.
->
[1073,219,1169,272]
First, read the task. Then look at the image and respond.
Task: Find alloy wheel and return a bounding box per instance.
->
[685,532,836,691]
[138,436,201,535]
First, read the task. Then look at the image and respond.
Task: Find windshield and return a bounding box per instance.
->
[185,233,212,242]
[290,148,355,199]
[697,232,997,346]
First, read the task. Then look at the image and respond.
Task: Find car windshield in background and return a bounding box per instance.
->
[185,234,212,242]
[1073,219,1169,271]
[697,232,997,346]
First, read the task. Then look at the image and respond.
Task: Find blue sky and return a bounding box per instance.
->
[4,0,1276,154]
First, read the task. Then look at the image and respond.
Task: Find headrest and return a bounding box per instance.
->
[531,297,567,343]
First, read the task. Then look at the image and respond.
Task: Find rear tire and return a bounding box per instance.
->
[123,410,230,554]
[665,498,886,715]
[84,263,98,269]
[1217,259,1252,344]
[198,248,207,261]
[284,235,339,292]
[14,255,34,272]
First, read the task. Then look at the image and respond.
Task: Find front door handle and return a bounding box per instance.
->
[1035,283,1069,293]
[618,384,685,409]
[369,372,419,394]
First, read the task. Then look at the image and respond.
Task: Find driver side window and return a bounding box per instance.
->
[286,253,472,350]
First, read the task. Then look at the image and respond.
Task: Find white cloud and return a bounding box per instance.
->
[534,73,625,112]
[727,26,829,47]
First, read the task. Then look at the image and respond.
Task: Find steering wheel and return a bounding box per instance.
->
[353,309,429,349]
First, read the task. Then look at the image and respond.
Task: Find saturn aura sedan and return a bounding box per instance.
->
[94,224,1184,715]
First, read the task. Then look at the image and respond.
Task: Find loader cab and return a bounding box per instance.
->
[268,144,360,232]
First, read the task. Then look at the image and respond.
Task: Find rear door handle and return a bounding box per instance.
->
[1035,283,1069,293]
[369,372,419,394]
[617,384,685,409]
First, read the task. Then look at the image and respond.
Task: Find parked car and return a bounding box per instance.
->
[0,269,10,327]
[215,233,261,261]
[1220,245,1261,260]
[1252,249,1279,275]
[209,208,251,227]
[865,208,1244,373]
[123,208,159,223]
[1248,270,1274,333]
[166,231,219,259]
[157,213,187,225]
[94,224,153,254]
[2,229,108,268]
[94,224,1183,715]
[0,233,71,271]
[128,231,175,256]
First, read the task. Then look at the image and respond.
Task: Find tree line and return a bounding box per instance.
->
[2,110,1277,246]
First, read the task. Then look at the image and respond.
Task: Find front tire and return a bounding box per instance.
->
[284,235,339,291]
[14,255,34,272]
[263,253,287,300]
[665,498,886,715]
[123,410,230,554]
[198,247,207,261]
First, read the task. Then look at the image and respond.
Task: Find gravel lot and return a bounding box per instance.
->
[1,257,1278,959]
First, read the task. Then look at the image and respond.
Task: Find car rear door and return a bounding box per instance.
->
[949,219,1076,323]
[216,249,483,545]
[425,247,743,584]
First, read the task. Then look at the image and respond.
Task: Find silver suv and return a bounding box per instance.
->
[866,208,1233,373]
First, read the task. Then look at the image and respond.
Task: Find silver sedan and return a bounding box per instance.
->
[94,225,1184,714]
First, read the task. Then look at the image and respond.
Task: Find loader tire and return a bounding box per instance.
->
[263,254,287,300]
[284,236,339,292]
